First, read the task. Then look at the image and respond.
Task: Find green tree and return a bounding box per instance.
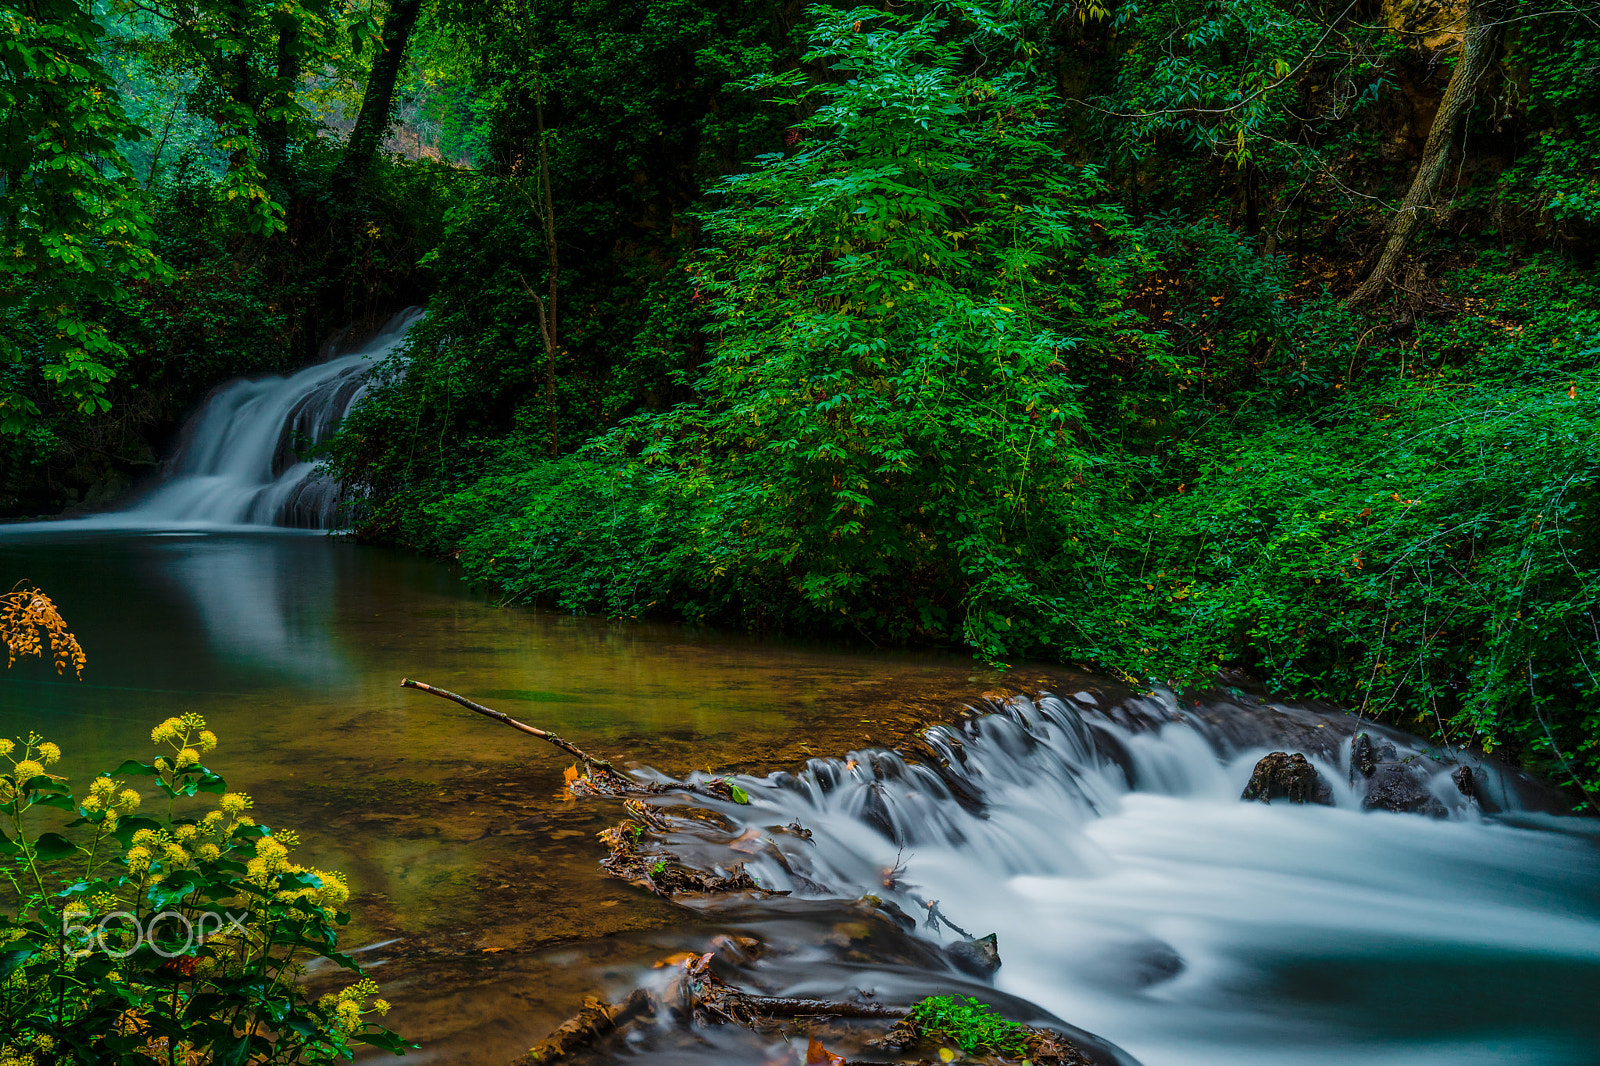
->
[105,0,382,230]
[0,0,168,431]
[607,3,1148,653]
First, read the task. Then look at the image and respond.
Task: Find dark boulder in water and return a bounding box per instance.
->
[1351,733,1378,779]
[946,932,1001,976]
[1242,752,1332,805]
[1361,761,1447,816]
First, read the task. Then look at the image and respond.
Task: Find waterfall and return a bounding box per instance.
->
[654,691,1600,1066]
[122,308,422,529]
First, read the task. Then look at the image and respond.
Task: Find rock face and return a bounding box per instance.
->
[1241,752,1333,805]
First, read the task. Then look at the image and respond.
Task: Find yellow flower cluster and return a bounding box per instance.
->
[247,836,292,883]
[79,776,140,821]
[0,713,386,1039]
[319,978,390,1036]
[0,1044,36,1066]
[148,714,217,779]
[2,732,64,796]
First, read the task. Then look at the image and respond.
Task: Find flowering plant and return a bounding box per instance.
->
[0,588,403,1064]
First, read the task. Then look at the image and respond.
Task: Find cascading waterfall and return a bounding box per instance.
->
[124,308,423,529]
[664,691,1600,1066]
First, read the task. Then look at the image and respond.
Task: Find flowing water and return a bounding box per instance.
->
[1,324,1597,1066]
[698,696,1600,1066]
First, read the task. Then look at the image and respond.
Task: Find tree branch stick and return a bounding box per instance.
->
[399,678,614,771]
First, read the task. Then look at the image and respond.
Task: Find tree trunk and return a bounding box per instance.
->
[1347,0,1505,306]
[263,22,301,181]
[517,0,561,457]
[534,73,560,458]
[336,0,425,188]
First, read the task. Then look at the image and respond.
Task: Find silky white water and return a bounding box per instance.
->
[127,309,422,528]
[0,309,421,536]
[707,694,1600,1066]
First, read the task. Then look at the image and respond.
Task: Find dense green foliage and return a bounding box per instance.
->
[4,0,1598,802]
[907,995,1029,1056]
[1,1,168,428]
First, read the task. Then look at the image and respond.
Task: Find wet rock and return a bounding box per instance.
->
[1351,733,1377,778]
[1452,764,1478,801]
[946,932,1001,977]
[858,783,902,843]
[1361,762,1447,817]
[1241,752,1332,805]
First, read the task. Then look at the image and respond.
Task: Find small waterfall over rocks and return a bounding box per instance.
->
[636,690,1600,1066]
[127,309,422,529]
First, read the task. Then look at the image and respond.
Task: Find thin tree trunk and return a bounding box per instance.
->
[1347,0,1505,306]
[534,71,560,458]
[336,0,425,188]
[145,98,180,185]
[517,0,561,457]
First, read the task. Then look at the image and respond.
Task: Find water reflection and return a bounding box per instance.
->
[153,535,348,682]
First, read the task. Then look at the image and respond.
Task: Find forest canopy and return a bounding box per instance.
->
[3,0,1598,802]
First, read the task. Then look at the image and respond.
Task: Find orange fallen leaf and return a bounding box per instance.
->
[563,764,580,787]
[807,1039,846,1066]
[654,951,700,969]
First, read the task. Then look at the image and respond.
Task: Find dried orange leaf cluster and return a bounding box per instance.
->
[2,584,86,678]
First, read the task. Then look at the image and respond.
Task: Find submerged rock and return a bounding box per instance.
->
[1241,752,1332,805]
[946,932,1001,976]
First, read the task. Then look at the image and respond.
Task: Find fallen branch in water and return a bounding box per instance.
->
[398,678,752,804]
[400,677,616,775]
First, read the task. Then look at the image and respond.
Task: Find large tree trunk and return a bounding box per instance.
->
[1347,0,1505,306]
[336,0,425,188]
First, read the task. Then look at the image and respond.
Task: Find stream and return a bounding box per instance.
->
[1,320,1597,1066]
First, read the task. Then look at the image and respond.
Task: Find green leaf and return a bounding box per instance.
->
[0,948,36,982]
[32,832,79,861]
[112,760,160,777]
